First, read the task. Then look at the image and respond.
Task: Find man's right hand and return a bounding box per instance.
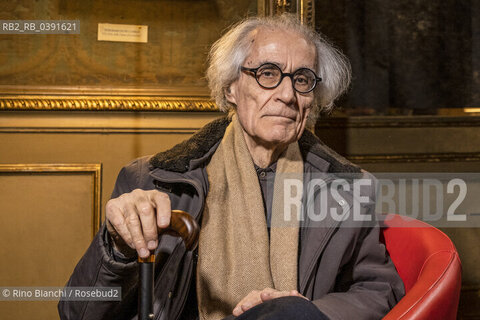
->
[105,189,171,259]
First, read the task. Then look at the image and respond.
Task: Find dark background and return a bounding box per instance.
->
[315,0,479,115]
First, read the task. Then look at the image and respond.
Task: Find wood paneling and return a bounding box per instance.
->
[0,111,222,216]
[0,166,99,320]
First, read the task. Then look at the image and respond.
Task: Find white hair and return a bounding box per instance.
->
[206,14,351,122]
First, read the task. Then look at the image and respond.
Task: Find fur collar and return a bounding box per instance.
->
[150,116,361,174]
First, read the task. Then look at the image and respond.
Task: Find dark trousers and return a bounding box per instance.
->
[222,296,329,320]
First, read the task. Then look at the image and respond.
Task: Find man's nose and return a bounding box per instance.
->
[276,75,296,104]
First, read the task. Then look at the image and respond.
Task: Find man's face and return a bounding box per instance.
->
[226,28,316,148]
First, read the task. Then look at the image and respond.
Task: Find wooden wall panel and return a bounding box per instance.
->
[0,168,98,320]
[0,111,222,216]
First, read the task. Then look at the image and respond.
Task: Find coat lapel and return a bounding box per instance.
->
[298,173,355,293]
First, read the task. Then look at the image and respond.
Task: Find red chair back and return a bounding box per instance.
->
[381,214,461,320]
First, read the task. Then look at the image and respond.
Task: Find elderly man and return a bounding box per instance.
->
[59,14,404,320]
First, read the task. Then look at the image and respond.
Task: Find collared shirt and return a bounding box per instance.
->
[254,162,277,234]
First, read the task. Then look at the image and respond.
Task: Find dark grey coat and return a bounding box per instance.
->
[58,117,404,320]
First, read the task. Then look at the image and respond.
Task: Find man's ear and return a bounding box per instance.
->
[224,82,237,105]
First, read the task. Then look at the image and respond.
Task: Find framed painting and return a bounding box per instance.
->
[0,0,314,111]
[0,0,258,111]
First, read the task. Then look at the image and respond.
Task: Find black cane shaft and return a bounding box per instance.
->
[139,254,155,320]
[137,210,199,320]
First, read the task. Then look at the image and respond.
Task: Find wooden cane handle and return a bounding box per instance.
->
[159,210,199,251]
[138,210,199,263]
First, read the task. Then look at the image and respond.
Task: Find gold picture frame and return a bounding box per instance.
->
[0,95,217,112]
[0,0,313,112]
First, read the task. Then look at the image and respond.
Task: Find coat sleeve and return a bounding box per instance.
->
[311,173,405,320]
[58,159,148,320]
[312,225,405,320]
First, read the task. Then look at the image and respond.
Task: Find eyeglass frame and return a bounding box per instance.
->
[240,62,322,94]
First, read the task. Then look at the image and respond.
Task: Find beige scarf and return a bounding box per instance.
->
[196,114,303,320]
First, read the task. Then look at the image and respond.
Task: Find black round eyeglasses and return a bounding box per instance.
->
[240,63,322,93]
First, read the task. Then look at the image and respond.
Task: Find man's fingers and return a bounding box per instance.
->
[233,298,250,316]
[233,298,248,316]
[105,189,173,258]
[232,288,304,316]
[124,203,150,258]
[262,290,290,300]
[262,289,308,301]
[232,304,245,316]
[106,202,135,249]
[135,199,158,250]
[240,303,252,312]
[150,191,171,229]
[232,290,262,316]
[259,288,277,302]
[286,290,308,299]
[291,290,309,300]
[107,208,134,249]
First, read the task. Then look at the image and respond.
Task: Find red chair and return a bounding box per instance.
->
[381,214,462,320]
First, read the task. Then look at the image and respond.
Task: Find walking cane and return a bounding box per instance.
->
[138,210,199,320]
